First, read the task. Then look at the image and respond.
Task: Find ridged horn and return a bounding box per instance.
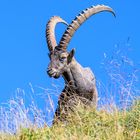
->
[46,16,68,52]
[59,5,115,50]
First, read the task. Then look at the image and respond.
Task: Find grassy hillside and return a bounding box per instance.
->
[0,99,139,140]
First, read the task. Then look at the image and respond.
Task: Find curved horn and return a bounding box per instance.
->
[46,16,68,52]
[59,5,115,50]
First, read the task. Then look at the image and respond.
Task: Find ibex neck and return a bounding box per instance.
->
[62,58,81,90]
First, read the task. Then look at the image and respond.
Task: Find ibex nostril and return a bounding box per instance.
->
[54,66,58,69]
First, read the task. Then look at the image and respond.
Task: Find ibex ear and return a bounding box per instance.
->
[67,48,75,64]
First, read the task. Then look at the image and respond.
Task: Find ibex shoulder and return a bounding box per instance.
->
[83,67,95,82]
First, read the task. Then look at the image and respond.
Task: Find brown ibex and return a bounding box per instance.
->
[46,5,115,123]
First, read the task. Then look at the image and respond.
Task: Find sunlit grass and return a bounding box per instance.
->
[0,100,139,140]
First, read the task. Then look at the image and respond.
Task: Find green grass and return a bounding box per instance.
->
[1,99,139,140]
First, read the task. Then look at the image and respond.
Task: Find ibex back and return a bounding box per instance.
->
[46,5,115,124]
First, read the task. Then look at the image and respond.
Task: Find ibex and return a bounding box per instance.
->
[46,5,115,123]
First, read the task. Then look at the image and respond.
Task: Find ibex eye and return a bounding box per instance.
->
[59,56,66,62]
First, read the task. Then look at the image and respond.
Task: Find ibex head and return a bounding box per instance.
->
[47,46,75,78]
[46,5,115,78]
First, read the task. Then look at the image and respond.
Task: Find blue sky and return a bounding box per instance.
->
[0,0,139,107]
